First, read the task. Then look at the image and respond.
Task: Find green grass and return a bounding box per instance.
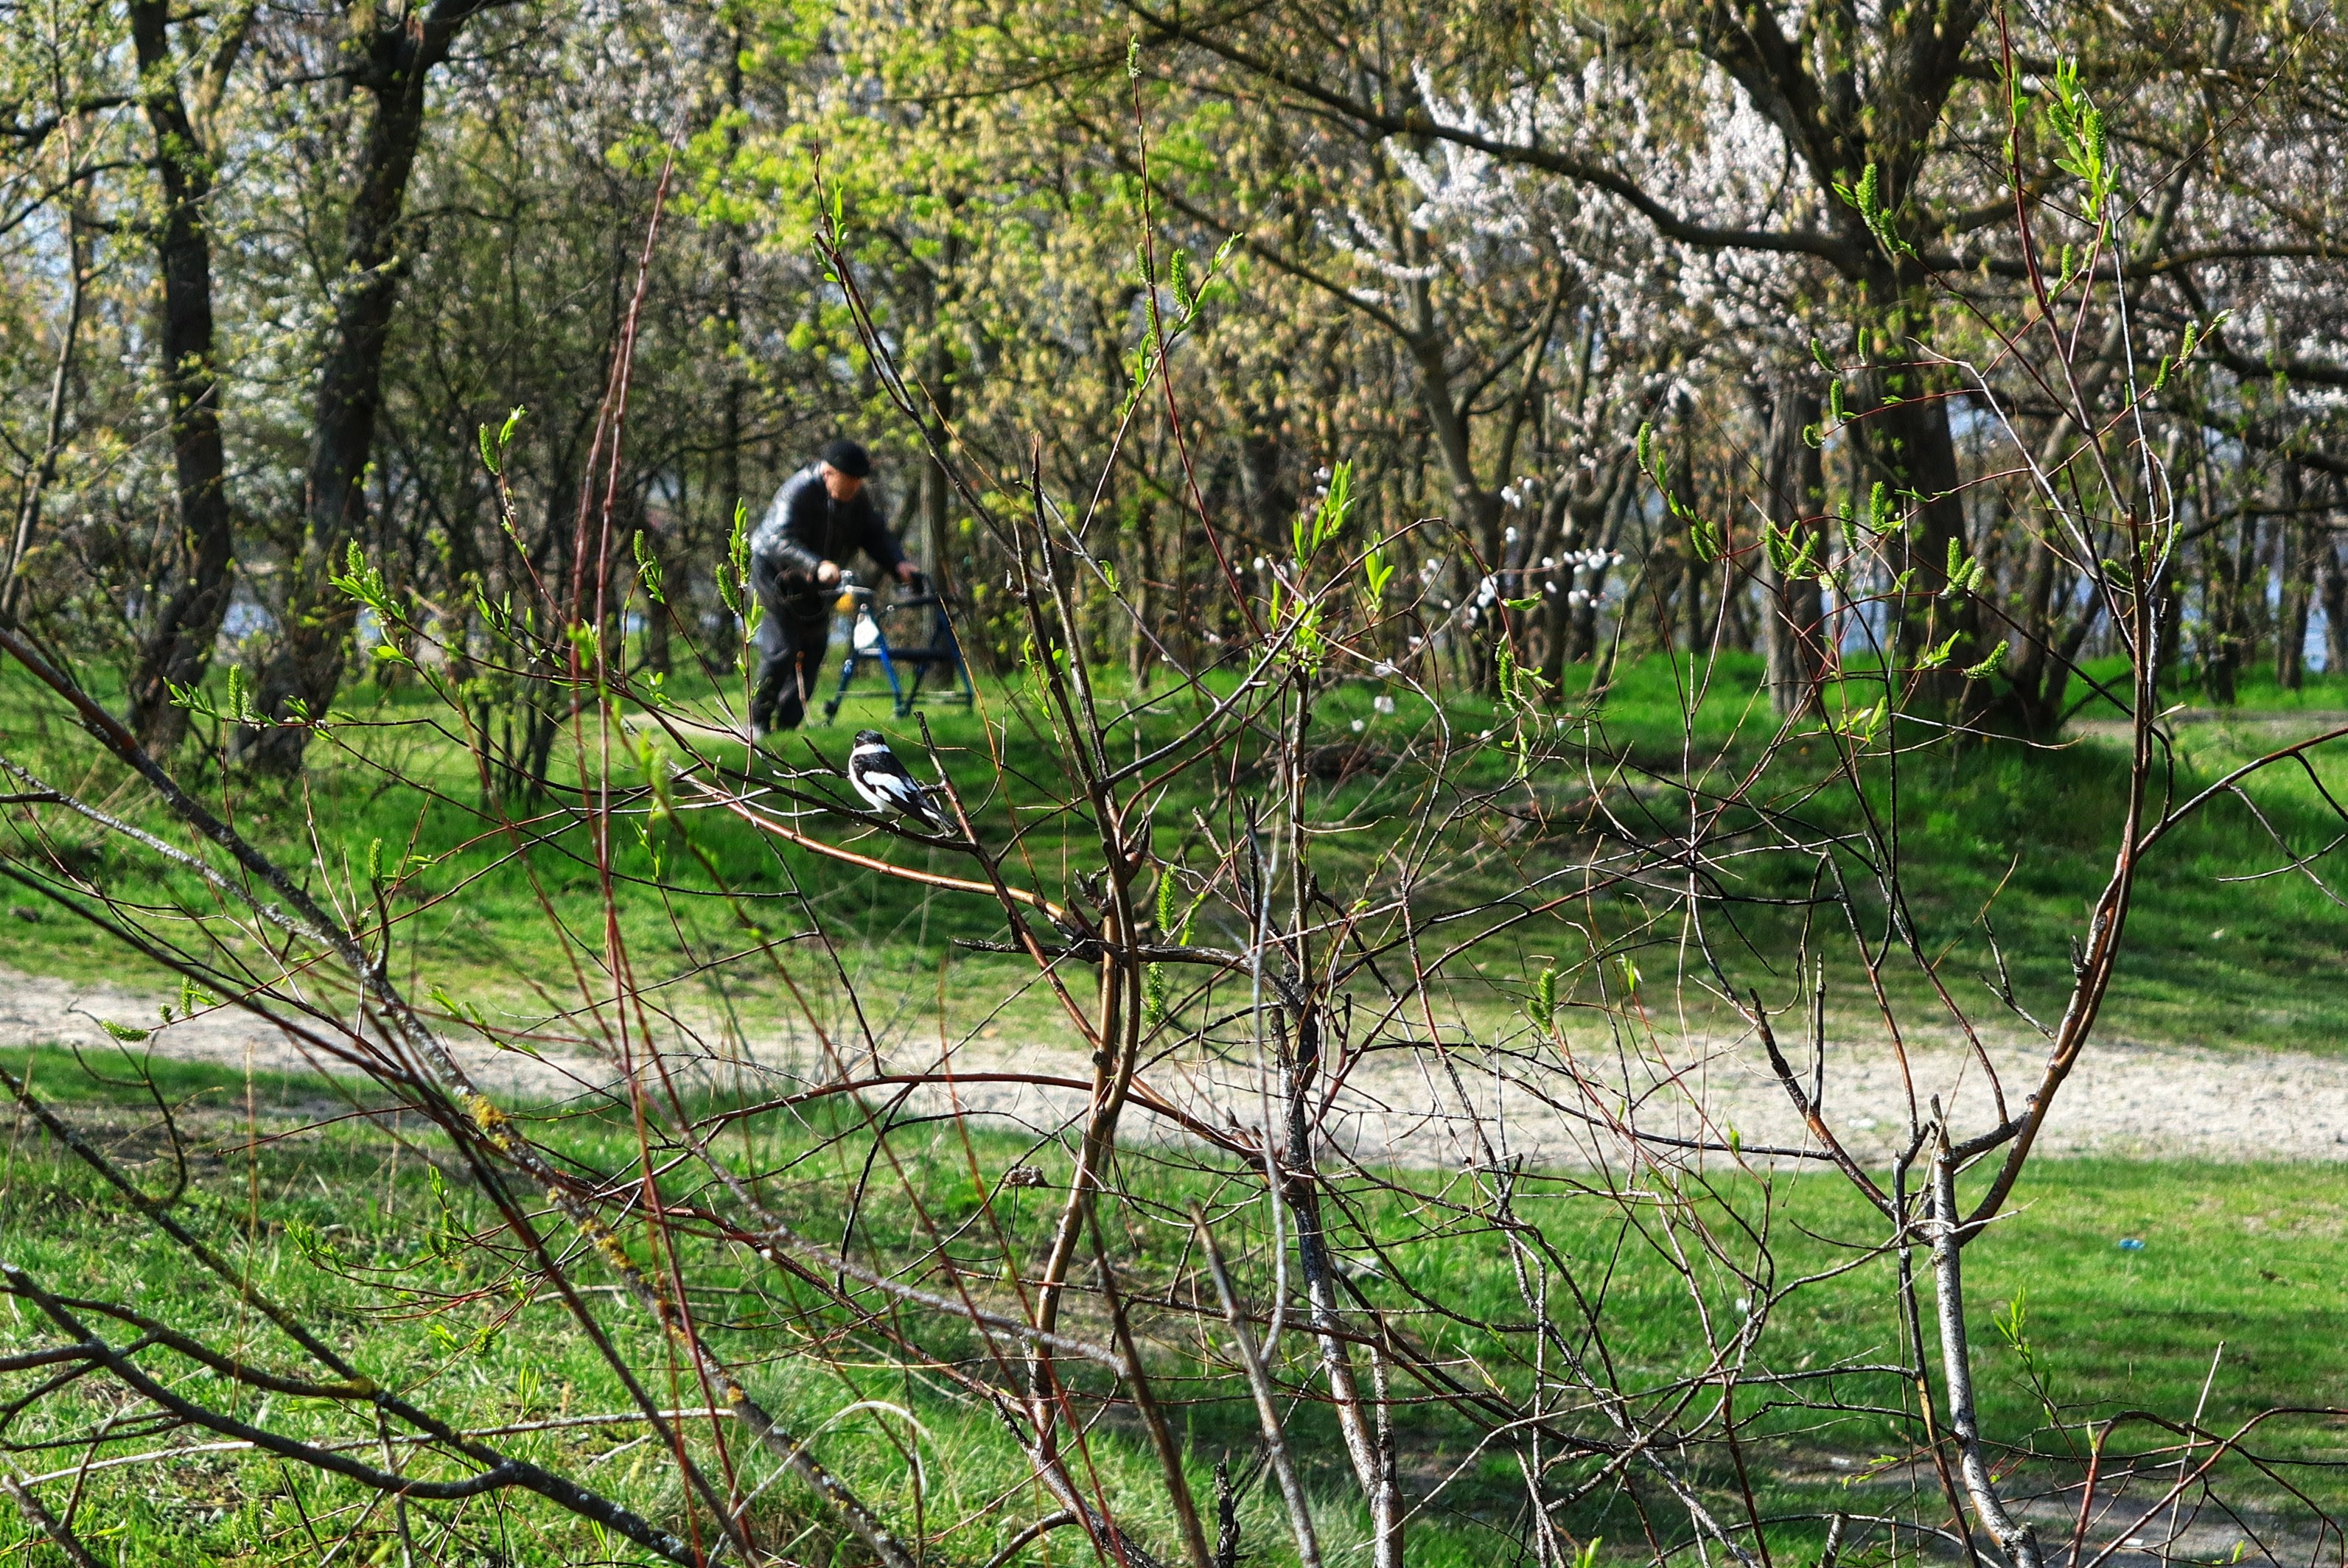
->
[6,636,2347,1562]
[1547,652,2348,1052]
[0,1048,2339,1564]
[7,644,2348,1058]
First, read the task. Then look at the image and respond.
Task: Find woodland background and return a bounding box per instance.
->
[2,0,2344,744]
[4,4,2348,1567]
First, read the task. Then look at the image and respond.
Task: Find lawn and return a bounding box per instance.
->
[0,1046,2338,1565]
[7,645,2348,1063]
[4,637,2346,1560]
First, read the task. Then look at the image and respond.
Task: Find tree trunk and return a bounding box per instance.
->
[2276,466,2310,690]
[2321,530,2348,679]
[1129,500,1155,691]
[1406,314,1506,693]
[923,349,959,601]
[702,22,748,679]
[123,0,236,754]
[1,209,85,623]
[1671,421,1707,654]
[2154,559,2187,699]
[1535,489,1574,690]
[1857,350,1977,708]
[2202,510,2254,706]
[640,509,671,676]
[240,0,496,772]
[1761,375,1827,718]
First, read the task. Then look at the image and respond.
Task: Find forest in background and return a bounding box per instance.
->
[1,0,2344,757]
[5,6,2348,1567]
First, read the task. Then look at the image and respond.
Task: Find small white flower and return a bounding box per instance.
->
[1349,718,1366,733]
[1373,694,1397,714]
[1542,556,1556,570]
[1545,581,1559,595]
[1504,526,1519,544]
[1568,589,1589,606]
[1408,635,1425,648]
[1372,660,1396,676]
[1315,465,1332,482]
[1253,556,1266,571]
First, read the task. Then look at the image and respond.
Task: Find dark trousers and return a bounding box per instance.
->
[750,589,833,733]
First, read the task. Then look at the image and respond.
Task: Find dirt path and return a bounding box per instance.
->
[6,965,2344,1165]
[0,967,607,1102]
[2069,707,2348,744]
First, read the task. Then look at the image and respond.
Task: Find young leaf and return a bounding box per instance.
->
[1612,953,1641,997]
[1688,517,1722,563]
[1765,521,1817,579]
[632,529,665,603]
[1314,460,1353,550]
[1963,640,2010,680]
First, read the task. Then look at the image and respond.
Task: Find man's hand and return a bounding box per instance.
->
[816,560,841,586]
[894,561,920,585]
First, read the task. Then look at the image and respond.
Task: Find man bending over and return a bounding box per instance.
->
[745,438,919,736]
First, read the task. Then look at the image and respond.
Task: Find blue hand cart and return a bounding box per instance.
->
[822,573,976,722]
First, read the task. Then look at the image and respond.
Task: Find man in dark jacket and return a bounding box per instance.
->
[746,438,919,735]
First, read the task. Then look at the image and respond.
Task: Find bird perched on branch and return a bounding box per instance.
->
[846,729,945,832]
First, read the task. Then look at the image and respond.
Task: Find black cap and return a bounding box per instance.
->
[818,438,873,478]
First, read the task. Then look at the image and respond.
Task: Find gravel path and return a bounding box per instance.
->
[6,965,2344,1166]
[0,967,609,1102]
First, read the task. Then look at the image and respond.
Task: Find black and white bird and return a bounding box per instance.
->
[846,729,945,832]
